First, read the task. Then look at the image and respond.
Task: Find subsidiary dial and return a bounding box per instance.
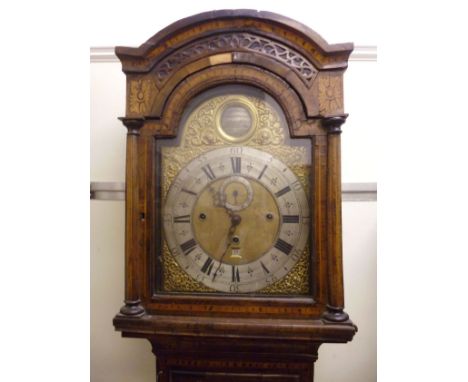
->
[219,176,253,212]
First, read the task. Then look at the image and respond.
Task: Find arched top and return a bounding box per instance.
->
[120,10,352,120]
[116,9,353,74]
[156,64,309,138]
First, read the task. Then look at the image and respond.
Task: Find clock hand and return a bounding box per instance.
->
[207,183,243,281]
[208,184,235,216]
[212,226,235,281]
[233,189,239,205]
[208,185,225,209]
[212,213,241,281]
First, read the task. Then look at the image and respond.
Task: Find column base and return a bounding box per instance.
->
[322,305,350,322]
[119,299,145,317]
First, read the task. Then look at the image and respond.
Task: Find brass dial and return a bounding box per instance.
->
[192,176,280,266]
[163,146,309,293]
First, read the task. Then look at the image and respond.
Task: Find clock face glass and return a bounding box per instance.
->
[156,85,312,295]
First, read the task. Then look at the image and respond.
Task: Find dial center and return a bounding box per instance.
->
[192,176,280,266]
[231,214,242,226]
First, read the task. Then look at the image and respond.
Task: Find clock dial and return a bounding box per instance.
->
[163,146,309,293]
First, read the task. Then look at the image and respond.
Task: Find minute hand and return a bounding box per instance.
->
[212,212,241,281]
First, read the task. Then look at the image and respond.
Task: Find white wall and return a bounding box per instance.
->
[91,3,376,381]
[91,201,155,381]
[315,201,376,382]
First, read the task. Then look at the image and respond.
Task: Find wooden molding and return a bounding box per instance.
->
[90,45,377,63]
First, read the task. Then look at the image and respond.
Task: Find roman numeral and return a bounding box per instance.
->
[275,186,291,198]
[260,261,270,274]
[180,238,197,255]
[231,265,240,282]
[274,238,293,255]
[173,215,191,223]
[231,157,241,173]
[257,164,267,180]
[282,215,299,223]
[201,164,216,180]
[181,188,197,196]
[201,257,214,275]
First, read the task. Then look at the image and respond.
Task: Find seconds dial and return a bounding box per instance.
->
[163,146,309,293]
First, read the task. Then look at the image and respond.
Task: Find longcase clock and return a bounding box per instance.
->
[113,10,357,381]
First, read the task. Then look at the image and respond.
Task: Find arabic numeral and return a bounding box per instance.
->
[163,213,172,223]
[266,275,278,284]
[291,180,302,191]
[229,283,240,293]
[197,154,208,163]
[291,249,302,262]
[230,147,243,155]
[172,178,183,191]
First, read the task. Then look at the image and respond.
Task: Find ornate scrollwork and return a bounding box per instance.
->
[260,245,310,294]
[162,241,213,292]
[154,33,318,88]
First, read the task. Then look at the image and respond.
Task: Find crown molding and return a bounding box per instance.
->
[90,45,377,63]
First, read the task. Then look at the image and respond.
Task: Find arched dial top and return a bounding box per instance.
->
[163,146,310,293]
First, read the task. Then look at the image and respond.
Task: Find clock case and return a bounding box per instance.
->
[113,10,357,381]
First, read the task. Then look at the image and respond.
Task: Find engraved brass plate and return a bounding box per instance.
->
[160,88,310,294]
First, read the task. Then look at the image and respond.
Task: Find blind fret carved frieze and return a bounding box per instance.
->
[154,33,318,88]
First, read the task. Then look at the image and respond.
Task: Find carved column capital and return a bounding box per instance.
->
[322,114,348,134]
[119,117,145,135]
